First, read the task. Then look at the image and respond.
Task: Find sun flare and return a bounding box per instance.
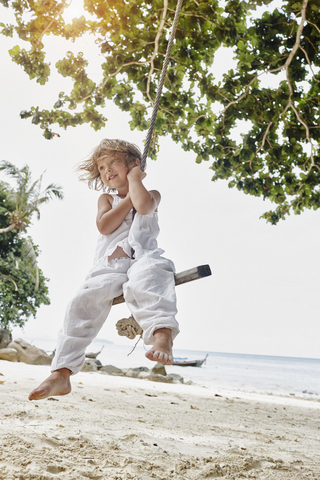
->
[62,0,87,23]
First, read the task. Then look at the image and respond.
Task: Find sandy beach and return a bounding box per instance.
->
[0,360,319,480]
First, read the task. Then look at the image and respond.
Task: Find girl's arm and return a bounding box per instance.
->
[127,166,161,214]
[96,193,133,235]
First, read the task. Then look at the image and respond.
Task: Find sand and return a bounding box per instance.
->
[0,360,319,480]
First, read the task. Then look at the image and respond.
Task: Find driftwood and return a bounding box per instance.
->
[112,264,212,306]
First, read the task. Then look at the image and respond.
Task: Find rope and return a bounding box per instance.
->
[115,2,184,351]
[116,315,143,355]
[140,0,184,171]
[116,315,143,339]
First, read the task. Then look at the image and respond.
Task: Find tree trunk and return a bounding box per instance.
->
[0,224,16,234]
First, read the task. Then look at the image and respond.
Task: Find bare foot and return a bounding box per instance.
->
[145,328,173,365]
[28,368,72,401]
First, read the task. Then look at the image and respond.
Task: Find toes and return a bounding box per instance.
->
[28,391,40,401]
[145,349,173,365]
[28,387,47,401]
[145,349,155,361]
[145,349,159,362]
[154,351,173,365]
[166,355,173,365]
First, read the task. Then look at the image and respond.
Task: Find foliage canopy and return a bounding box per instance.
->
[1,0,320,223]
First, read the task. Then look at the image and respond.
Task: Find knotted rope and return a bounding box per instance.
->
[116,315,143,339]
[116,315,143,355]
[140,0,184,171]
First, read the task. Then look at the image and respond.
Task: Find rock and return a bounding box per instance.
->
[166,373,184,384]
[0,347,18,362]
[0,329,12,349]
[150,362,167,376]
[133,364,184,384]
[125,366,150,378]
[148,373,173,383]
[133,366,149,373]
[99,364,124,375]
[81,359,98,372]
[137,371,152,380]
[96,362,183,384]
[145,372,184,384]
[125,369,137,378]
[7,338,52,365]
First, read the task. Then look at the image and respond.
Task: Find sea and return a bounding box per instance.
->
[27,338,320,401]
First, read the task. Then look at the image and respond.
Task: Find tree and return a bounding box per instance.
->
[0,186,51,331]
[0,0,319,223]
[0,161,63,234]
[0,162,63,330]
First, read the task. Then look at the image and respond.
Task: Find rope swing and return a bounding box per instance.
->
[115,0,184,345]
[140,0,184,171]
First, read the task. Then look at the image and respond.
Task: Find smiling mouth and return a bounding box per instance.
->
[108,174,117,181]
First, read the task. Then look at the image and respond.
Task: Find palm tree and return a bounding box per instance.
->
[0,160,63,291]
[0,160,63,234]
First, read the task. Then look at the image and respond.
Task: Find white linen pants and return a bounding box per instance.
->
[51,255,179,374]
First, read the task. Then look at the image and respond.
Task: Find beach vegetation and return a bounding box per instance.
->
[0,0,319,223]
[0,163,63,331]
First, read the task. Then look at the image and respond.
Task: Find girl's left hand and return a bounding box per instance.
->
[127,165,147,181]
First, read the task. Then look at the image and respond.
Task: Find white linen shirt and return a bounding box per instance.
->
[93,194,164,264]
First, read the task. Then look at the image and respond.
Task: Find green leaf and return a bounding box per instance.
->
[237,40,245,50]
[8,45,20,56]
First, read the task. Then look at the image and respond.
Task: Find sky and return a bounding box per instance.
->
[1,3,319,360]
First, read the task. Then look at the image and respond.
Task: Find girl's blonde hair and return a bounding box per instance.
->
[77,139,142,190]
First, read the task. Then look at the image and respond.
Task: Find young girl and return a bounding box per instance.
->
[29,139,179,401]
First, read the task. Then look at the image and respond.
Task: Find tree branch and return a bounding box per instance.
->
[256,122,273,154]
[289,99,318,168]
[299,45,320,83]
[281,0,317,166]
[306,20,320,35]
[34,0,71,48]
[179,114,207,130]
[79,0,171,107]
[221,75,259,115]
[283,0,308,73]
[220,0,317,168]
[80,59,151,103]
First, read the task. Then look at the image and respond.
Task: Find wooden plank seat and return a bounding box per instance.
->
[112,264,212,306]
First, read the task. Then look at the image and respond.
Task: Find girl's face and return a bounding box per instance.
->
[97,156,130,190]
